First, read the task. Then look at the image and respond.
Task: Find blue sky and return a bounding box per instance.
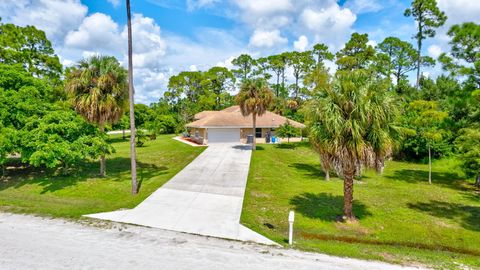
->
[1,0,479,104]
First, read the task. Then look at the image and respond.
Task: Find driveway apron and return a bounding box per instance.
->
[86,143,275,245]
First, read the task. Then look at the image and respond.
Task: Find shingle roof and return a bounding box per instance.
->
[186,106,306,129]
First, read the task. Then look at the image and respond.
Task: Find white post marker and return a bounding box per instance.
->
[288,210,295,245]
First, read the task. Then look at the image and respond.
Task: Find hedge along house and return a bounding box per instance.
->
[185,106,306,145]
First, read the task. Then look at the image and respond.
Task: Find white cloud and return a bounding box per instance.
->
[232,0,293,30]
[419,0,480,80]
[367,40,377,48]
[61,59,75,67]
[189,65,198,71]
[65,13,122,52]
[107,0,120,8]
[249,29,288,48]
[0,0,87,44]
[162,29,244,72]
[216,56,235,69]
[293,35,309,52]
[133,68,168,104]
[427,45,442,58]
[437,0,480,25]
[82,51,100,59]
[234,0,292,16]
[228,0,358,52]
[121,14,167,69]
[344,0,383,14]
[300,5,356,49]
[186,0,220,11]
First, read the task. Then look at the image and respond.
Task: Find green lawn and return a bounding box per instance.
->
[241,142,480,269]
[0,134,204,218]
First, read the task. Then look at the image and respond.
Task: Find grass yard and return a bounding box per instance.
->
[0,134,204,218]
[241,142,480,269]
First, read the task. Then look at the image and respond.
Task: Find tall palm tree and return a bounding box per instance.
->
[236,79,274,150]
[126,0,138,194]
[306,70,398,221]
[65,55,128,177]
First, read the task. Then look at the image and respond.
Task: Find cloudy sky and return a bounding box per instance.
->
[0,0,479,104]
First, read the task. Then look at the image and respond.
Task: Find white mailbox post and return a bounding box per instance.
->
[288,210,295,245]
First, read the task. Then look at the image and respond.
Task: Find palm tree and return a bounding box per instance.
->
[126,0,138,194]
[65,55,128,177]
[311,139,334,181]
[366,81,399,174]
[306,70,398,221]
[236,79,274,150]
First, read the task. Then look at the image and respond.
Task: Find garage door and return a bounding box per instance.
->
[208,128,240,144]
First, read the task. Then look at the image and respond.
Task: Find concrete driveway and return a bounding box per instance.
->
[86,143,274,245]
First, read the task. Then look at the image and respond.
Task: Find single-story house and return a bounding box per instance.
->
[185,106,306,144]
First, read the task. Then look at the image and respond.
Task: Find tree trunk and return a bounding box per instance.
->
[395,68,401,93]
[416,20,422,89]
[127,0,138,195]
[320,155,330,181]
[122,129,126,140]
[376,157,385,175]
[355,160,362,179]
[62,162,69,175]
[428,144,432,185]
[252,113,257,151]
[476,174,480,187]
[295,75,299,99]
[343,168,355,221]
[276,74,280,97]
[99,124,106,177]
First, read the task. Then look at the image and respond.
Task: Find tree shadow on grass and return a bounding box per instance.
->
[408,200,480,232]
[0,157,168,194]
[275,143,297,149]
[385,169,469,191]
[107,136,129,144]
[290,162,325,178]
[290,192,371,221]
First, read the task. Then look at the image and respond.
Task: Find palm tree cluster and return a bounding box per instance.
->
[305,69,399,221]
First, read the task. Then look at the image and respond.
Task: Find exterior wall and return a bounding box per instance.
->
[240,128,252,143]
[239,127,303,144]
[189,128,206,145]
[190,127,303,145]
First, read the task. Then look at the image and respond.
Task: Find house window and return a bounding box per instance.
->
[255,128,262,138]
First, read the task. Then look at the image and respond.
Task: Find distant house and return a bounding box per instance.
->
[185,106,306,144]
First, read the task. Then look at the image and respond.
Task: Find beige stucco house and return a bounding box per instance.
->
[185,106,306,145]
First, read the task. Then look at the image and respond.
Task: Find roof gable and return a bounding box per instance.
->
[186,106,306,128]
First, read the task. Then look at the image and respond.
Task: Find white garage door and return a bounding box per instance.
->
[208,128,240,144]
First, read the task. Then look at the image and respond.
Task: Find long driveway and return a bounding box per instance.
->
[87,143,274,244]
